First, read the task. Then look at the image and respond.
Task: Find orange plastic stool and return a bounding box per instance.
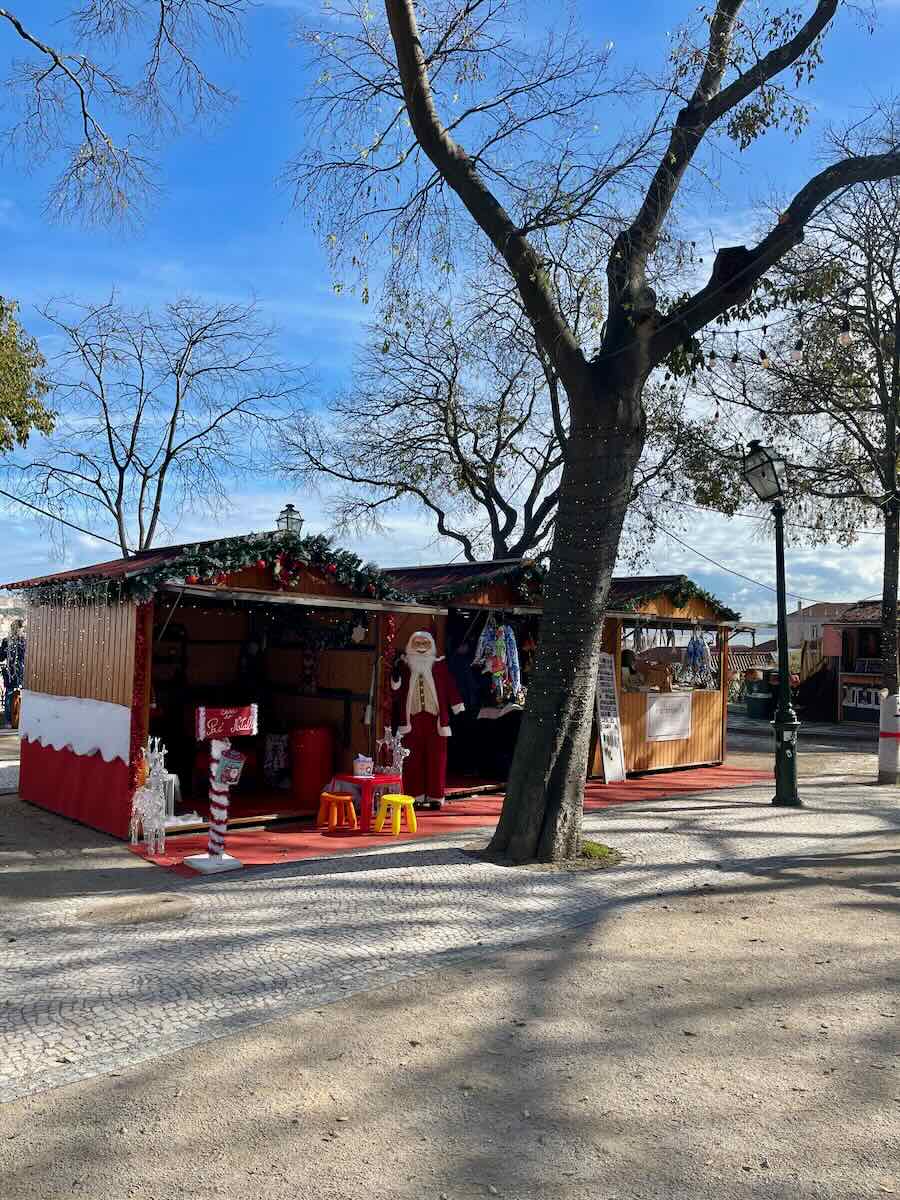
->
[373,793,417,836]
[318,790,358,833]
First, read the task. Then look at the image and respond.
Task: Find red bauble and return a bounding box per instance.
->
[185,574,199,585]
[215,572,227,584]
[326,563,337,574]
[256,558,267,570]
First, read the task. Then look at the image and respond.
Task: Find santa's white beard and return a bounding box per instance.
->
[408,649,436,677]
[407,649,439,711]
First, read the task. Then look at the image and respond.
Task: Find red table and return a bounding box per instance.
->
[333,772,403,834]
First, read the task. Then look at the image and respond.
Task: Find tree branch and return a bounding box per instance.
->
[383,0,586,392]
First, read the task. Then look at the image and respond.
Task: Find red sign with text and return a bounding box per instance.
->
[195,705,258,740]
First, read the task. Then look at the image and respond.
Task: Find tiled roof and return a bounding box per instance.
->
[788,601,855,619]
[832,600,882,625]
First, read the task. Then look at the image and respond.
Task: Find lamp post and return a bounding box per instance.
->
[742,440,802,807]
[276,503,303,536]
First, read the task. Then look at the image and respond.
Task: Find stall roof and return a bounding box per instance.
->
[5,543,183,590]
[3,531,408,605]
[383,560,739,619]
[382,558,531,597]
[8,542,738,619]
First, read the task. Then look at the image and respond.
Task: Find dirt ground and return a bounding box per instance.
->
[1,736,896,1199]
[2,827,898,1200]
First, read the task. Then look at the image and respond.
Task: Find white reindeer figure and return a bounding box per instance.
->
[130,739,168,856]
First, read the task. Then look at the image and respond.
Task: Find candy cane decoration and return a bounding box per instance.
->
[184,704,258,875]
[206,738,231,856]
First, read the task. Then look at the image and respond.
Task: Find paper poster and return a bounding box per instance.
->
[595,652,626,783]
[646,692,692,741]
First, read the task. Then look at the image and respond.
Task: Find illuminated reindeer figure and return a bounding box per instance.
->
[130,739,168,856]
[375,727,411,775]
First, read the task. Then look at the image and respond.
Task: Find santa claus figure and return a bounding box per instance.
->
[391,630,464,808]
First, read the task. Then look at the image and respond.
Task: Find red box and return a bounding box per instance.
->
[289,726,334,814]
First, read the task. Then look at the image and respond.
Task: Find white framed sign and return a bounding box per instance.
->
[647,692,692,741]
[595,652,626,783]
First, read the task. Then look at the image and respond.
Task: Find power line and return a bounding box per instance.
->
[0,487,126,551]
[651,519,831,605]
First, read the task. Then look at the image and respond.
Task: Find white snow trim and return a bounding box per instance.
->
[19,690,132,764]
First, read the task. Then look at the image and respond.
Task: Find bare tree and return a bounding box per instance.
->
[4,296,303,555]
[293,0,900,862]
[0,2,248,223]
[281,253,698,563]
[690,133,900,707]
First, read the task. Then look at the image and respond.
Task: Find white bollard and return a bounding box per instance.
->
[877,689,900,785]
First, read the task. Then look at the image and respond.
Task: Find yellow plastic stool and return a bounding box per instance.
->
[318,790,358,832]
[373,793,417,836]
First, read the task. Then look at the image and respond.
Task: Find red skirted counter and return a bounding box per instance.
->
[19,737,132,840]
[17,689,135,840]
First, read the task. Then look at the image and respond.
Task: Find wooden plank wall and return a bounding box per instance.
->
[26,602,137,706]
[620,690,723,771]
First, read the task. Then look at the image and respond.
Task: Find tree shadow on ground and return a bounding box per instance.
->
[1,815,898,1200]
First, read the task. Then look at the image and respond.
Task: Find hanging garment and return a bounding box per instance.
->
[504,625,522,697]
[473,616,498,673]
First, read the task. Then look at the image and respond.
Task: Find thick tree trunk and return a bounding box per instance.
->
[880,499,899,700]
[488,372,645,862]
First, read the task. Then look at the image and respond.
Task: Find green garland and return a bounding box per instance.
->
[21,531,411,607]
[404,559,546,604]
[402,561,737,621]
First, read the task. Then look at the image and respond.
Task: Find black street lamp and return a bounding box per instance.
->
[742,440,802,807]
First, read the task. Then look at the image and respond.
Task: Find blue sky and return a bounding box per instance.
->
[1,1,898,624]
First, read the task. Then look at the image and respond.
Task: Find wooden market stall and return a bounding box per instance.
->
[5,530,446,839]
[382,562,737,778]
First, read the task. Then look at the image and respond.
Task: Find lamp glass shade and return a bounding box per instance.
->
[277,503,303,534]
[743,440,786,502]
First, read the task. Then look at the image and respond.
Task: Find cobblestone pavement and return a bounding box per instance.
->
[2,779,898,1105]
[0,730,20,795]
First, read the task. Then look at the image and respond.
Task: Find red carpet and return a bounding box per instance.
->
[130,765,771,876]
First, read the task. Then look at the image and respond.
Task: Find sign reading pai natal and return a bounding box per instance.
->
[195,705,258,740]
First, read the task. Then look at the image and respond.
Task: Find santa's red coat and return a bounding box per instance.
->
[391,657,464,736]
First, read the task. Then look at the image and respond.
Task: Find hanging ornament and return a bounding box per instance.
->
[256,558,267,570]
